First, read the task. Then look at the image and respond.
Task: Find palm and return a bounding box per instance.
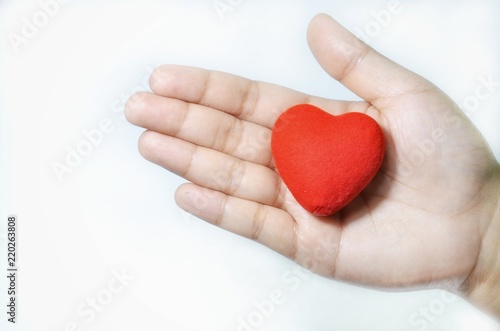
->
[281,95,490,288]
[126,15,498,290]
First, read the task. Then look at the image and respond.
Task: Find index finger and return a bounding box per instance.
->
[149,65,354,129]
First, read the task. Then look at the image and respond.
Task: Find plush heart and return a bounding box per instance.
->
[271,104,385,216]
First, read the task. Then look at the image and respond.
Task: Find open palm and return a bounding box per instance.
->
[125,14,499,290]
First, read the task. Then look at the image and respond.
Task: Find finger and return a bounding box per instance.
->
[149,64,357,128]
[138,130,284,207]
[125,92,274,166]
[307,14,437,108]
[175,183,297,258]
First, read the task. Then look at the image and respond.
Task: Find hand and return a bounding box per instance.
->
[125,14,500,315]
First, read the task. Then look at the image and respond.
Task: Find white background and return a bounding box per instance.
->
[1,0,500,330]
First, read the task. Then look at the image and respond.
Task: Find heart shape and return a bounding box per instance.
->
[271,104,385,216]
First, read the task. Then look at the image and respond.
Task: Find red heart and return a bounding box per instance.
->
[271,104,385,216]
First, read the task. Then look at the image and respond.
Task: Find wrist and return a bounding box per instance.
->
[462,166,500,318]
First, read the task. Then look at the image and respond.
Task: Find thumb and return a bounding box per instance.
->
[307,14,435,108]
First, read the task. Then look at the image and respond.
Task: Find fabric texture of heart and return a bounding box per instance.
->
[271,104,385,216]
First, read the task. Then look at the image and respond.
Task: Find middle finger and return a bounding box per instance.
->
[126,92,273,167]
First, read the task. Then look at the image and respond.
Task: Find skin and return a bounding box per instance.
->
[125,14,500,317]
